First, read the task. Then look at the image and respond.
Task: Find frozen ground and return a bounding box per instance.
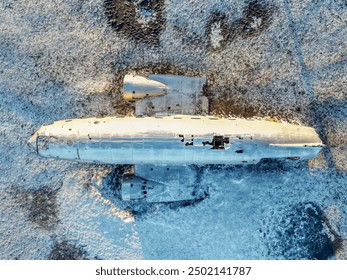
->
[0,0,346,259]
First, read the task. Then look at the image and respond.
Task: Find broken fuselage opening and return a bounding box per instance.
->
[202,135,230,150]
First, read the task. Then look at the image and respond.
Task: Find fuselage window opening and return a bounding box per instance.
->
[203,136,229,150]
[179,134,194,146]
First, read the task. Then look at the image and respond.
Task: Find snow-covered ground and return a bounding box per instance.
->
[0,0,346,259]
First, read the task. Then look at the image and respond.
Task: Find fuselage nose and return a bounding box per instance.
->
[28,126,46,150]
[28,132,37,149]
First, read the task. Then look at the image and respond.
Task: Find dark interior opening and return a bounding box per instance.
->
[203,135,229,149]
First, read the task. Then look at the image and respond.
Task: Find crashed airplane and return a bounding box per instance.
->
[29,74,324,202]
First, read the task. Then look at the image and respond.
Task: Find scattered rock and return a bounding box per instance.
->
[9,186,60,231]
[266,202,334,259]
[27,187,60,231]
[49,241,88,260]
[104,0,166,46]
[206,1,276,50]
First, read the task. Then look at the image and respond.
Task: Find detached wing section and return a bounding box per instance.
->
[121,164,207,202]
[122,74,208,116]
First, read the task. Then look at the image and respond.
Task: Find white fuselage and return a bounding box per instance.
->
[29,115,323,164]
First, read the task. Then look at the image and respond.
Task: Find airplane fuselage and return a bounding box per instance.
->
[29,115,323,165]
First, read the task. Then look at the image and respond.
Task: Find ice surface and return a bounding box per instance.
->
[0,0,346,259]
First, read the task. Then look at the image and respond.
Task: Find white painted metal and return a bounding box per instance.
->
[122,75,170,101]
[123,74,208,116]
[29,115,324,165]
[29,74,325,202]
[121,164,200,202]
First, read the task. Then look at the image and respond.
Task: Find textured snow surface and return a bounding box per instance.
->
[0,0,347,259]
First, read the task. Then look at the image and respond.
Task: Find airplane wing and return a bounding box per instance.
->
[123,74,208,116]
[120,74,209,202]
[121,164,208,203]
